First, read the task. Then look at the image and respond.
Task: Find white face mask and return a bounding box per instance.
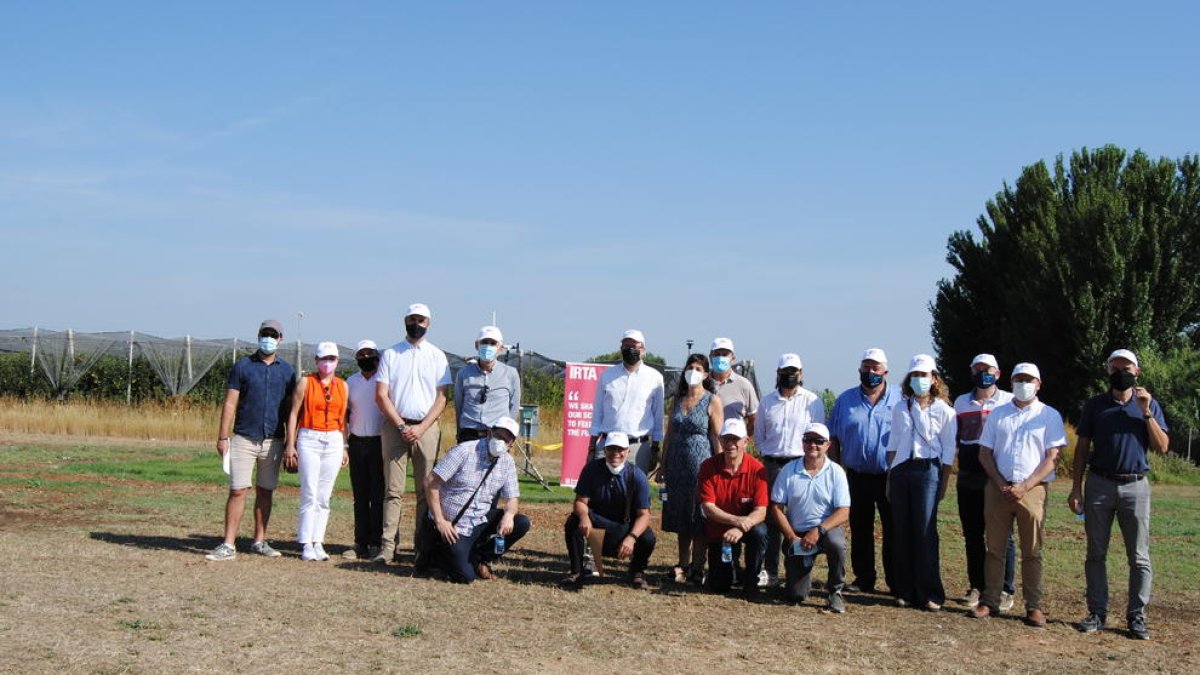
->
[488,438,508,458]
[1012,382,1038,402]
[683,370,705,387]
[606,460,626,475]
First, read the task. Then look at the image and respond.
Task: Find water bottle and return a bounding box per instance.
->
[1075,512,1085,522]
[721,542,733,564]
[493,535,506,555]
[659,486,668,503]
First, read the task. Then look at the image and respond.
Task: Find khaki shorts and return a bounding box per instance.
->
[229,435,284,491]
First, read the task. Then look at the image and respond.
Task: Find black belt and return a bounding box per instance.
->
[1093,470,1146,484]
[762,456,798,465]
[625,434,651,444]
[402,418,424,426]
[903,457,940,466]
[456,428,488,442]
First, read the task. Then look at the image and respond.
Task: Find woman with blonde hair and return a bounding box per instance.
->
[886,354,957,610]
[284,341,349,561]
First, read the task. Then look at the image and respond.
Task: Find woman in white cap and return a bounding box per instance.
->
[658,353,723,584]
[284,341,350,561]
[886,354,957,610]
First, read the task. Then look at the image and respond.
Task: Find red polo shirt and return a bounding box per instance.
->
[697,452,769,540]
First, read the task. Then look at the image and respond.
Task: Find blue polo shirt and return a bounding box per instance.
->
[228,352,295,441]
[1078,393,1168,475]
[770,457,851,532]
[828,383,901,474]
[574,459,651,523]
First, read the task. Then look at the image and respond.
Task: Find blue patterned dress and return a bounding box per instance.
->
[662,392,715,535]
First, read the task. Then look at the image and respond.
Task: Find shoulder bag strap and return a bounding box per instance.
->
[451,455,500,527]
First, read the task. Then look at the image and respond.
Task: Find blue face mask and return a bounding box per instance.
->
[909,375,932,395]
[972,371,997,389]
[258,336,278,355]
[711,356,732,374]
[860,370,884,388]
[478,344,499,362]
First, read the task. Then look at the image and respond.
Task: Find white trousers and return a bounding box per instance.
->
[296,429,344,544]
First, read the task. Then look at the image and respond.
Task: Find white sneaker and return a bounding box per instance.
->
[962,588,981,608]
[301,543,318,561]
[757,570,771,588]
[205,543,236,561]
[999,591,1015,612]
[314,543,330,561]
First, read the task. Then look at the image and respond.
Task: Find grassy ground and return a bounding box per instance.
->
[2,436,1199,673]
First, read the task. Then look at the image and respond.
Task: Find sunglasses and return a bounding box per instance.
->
[801,437,827,445]
[478,384,490,404]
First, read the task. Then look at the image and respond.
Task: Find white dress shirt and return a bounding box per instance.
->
[374,340,451,420]
[346,372,383,437]
[979,399,1067,483]
[588,362,665,440]
[886,397,958,468]
[754,386,825,458]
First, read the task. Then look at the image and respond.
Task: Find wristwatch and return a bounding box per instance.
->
[817,525,827,536]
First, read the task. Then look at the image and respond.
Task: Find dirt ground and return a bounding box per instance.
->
[1,464,1199,673]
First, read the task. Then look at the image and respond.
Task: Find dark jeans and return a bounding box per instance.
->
[783,526,846,603]
[705,523,768,593]
[845,468,894,591]
[890,458,946,605]
[423,508,531,583]
[564,511,656,577]
[762,457,794,576]
[957,475,1017,595]
[347,434,384,550]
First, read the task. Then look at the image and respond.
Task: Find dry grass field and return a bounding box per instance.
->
[2,427,1199,674]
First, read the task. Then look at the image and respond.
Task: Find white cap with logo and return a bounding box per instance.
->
[803,422,831,441]
[971,353,999,369]
[315,342,339,358]
[477,326,503,343]
[777,353,803,370]
[711,337,735,353]
[720,418,748,438]
[491,416,520,438]
[621,329,645,345]
[355,339,377,353]
[1107,349,1139,368]
[604,432,630,448]
[1011,362,1041,379]
[861,348,887,365]
[406,303,431,319]
[907,354,938,374]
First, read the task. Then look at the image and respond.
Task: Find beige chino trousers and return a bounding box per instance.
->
[982,481,1047,611]
[379,421,441,557]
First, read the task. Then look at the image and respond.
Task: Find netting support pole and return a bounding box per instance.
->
[126,330,134,404]
[30,326,38,376]
[186,335,194,385]
[232,338,238,365]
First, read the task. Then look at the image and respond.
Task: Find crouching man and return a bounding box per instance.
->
[698,418,769,597]
[423,417,531,583]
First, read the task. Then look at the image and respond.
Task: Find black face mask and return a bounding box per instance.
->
[620,346,641,366]
[860,371,884,388]
[973,371,997,389]
[1109,370,1136,392]
[405,323,427,340]
[777,372,801,390]
[356,356,379,372]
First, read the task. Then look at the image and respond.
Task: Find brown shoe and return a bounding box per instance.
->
[968,604,994,620]
[1024,609,1047,627]
[474,562,496,581]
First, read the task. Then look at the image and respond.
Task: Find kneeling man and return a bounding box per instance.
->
[770,422,850,612]
[563,432,657,590]
[424,416,531,583]
[698,418,769,596]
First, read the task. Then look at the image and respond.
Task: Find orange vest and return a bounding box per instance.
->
[300,374,347,432]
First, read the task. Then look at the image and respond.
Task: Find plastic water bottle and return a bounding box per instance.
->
[1075,512,1085,522]
[721,542,733,564]
[659,486,668,503]
[493,535,505,555]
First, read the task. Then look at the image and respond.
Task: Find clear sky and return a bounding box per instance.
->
[3,2,1198,393]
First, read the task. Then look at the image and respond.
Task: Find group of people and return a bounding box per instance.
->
[206,311,1171,641]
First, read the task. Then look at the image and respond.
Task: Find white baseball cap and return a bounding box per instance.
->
[1107,349,1139,368]
[907,354,937,374]
[604,432,630,448]
[803,422,831,441]
[861,348,888,365]
[720,418,748,439]
[1011,362,1041,379]
[315,341,339,358]
[491,416,520,438]
[406,303,431,319]
[710,337,735,352]
[777,353,803,370]
[477,325,503,343]
[355,339,377,353]
[621,329,645,345]
[971,353,999,369]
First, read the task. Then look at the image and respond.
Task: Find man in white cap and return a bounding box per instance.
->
[423,416,531,583]
[1069,349,1169,640]
[953,353,1017,611]
[373,303,452,565]
[344,339,384,560]
[754,352,825,586]
[828,347,900,595]
[708,337,760,428]
[698,418,769,598]
[968,363,1066,628]
[455,325,522,443]
[562,432,657,590]
[206,319,296,561]
[588,329,665,475]
[770,422,850,613]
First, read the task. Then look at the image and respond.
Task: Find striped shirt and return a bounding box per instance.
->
[432,440,519,535]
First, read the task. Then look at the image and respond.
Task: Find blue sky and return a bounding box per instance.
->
[3,2,1198,392]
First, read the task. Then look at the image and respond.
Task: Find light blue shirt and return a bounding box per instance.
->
[770,457,850,532]
[828,383,901,474]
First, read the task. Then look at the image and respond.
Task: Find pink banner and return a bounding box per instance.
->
[560,362,611,487]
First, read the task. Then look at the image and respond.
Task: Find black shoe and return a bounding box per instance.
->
[1078,612,1106,634]
[1128,616,1150,640]
[560,573,587,590]
[845,580,874,594]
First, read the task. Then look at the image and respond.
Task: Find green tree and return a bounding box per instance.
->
[932,146,1200,422]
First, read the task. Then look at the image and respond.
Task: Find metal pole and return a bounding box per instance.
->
[186,335,194,387]
[30,325,37,376]
[126,329,134,404]
[232,337,238,364]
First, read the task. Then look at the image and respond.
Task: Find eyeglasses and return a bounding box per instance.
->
[478,384,490,403]
[801,437,827,445]
[258,329,280,339]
